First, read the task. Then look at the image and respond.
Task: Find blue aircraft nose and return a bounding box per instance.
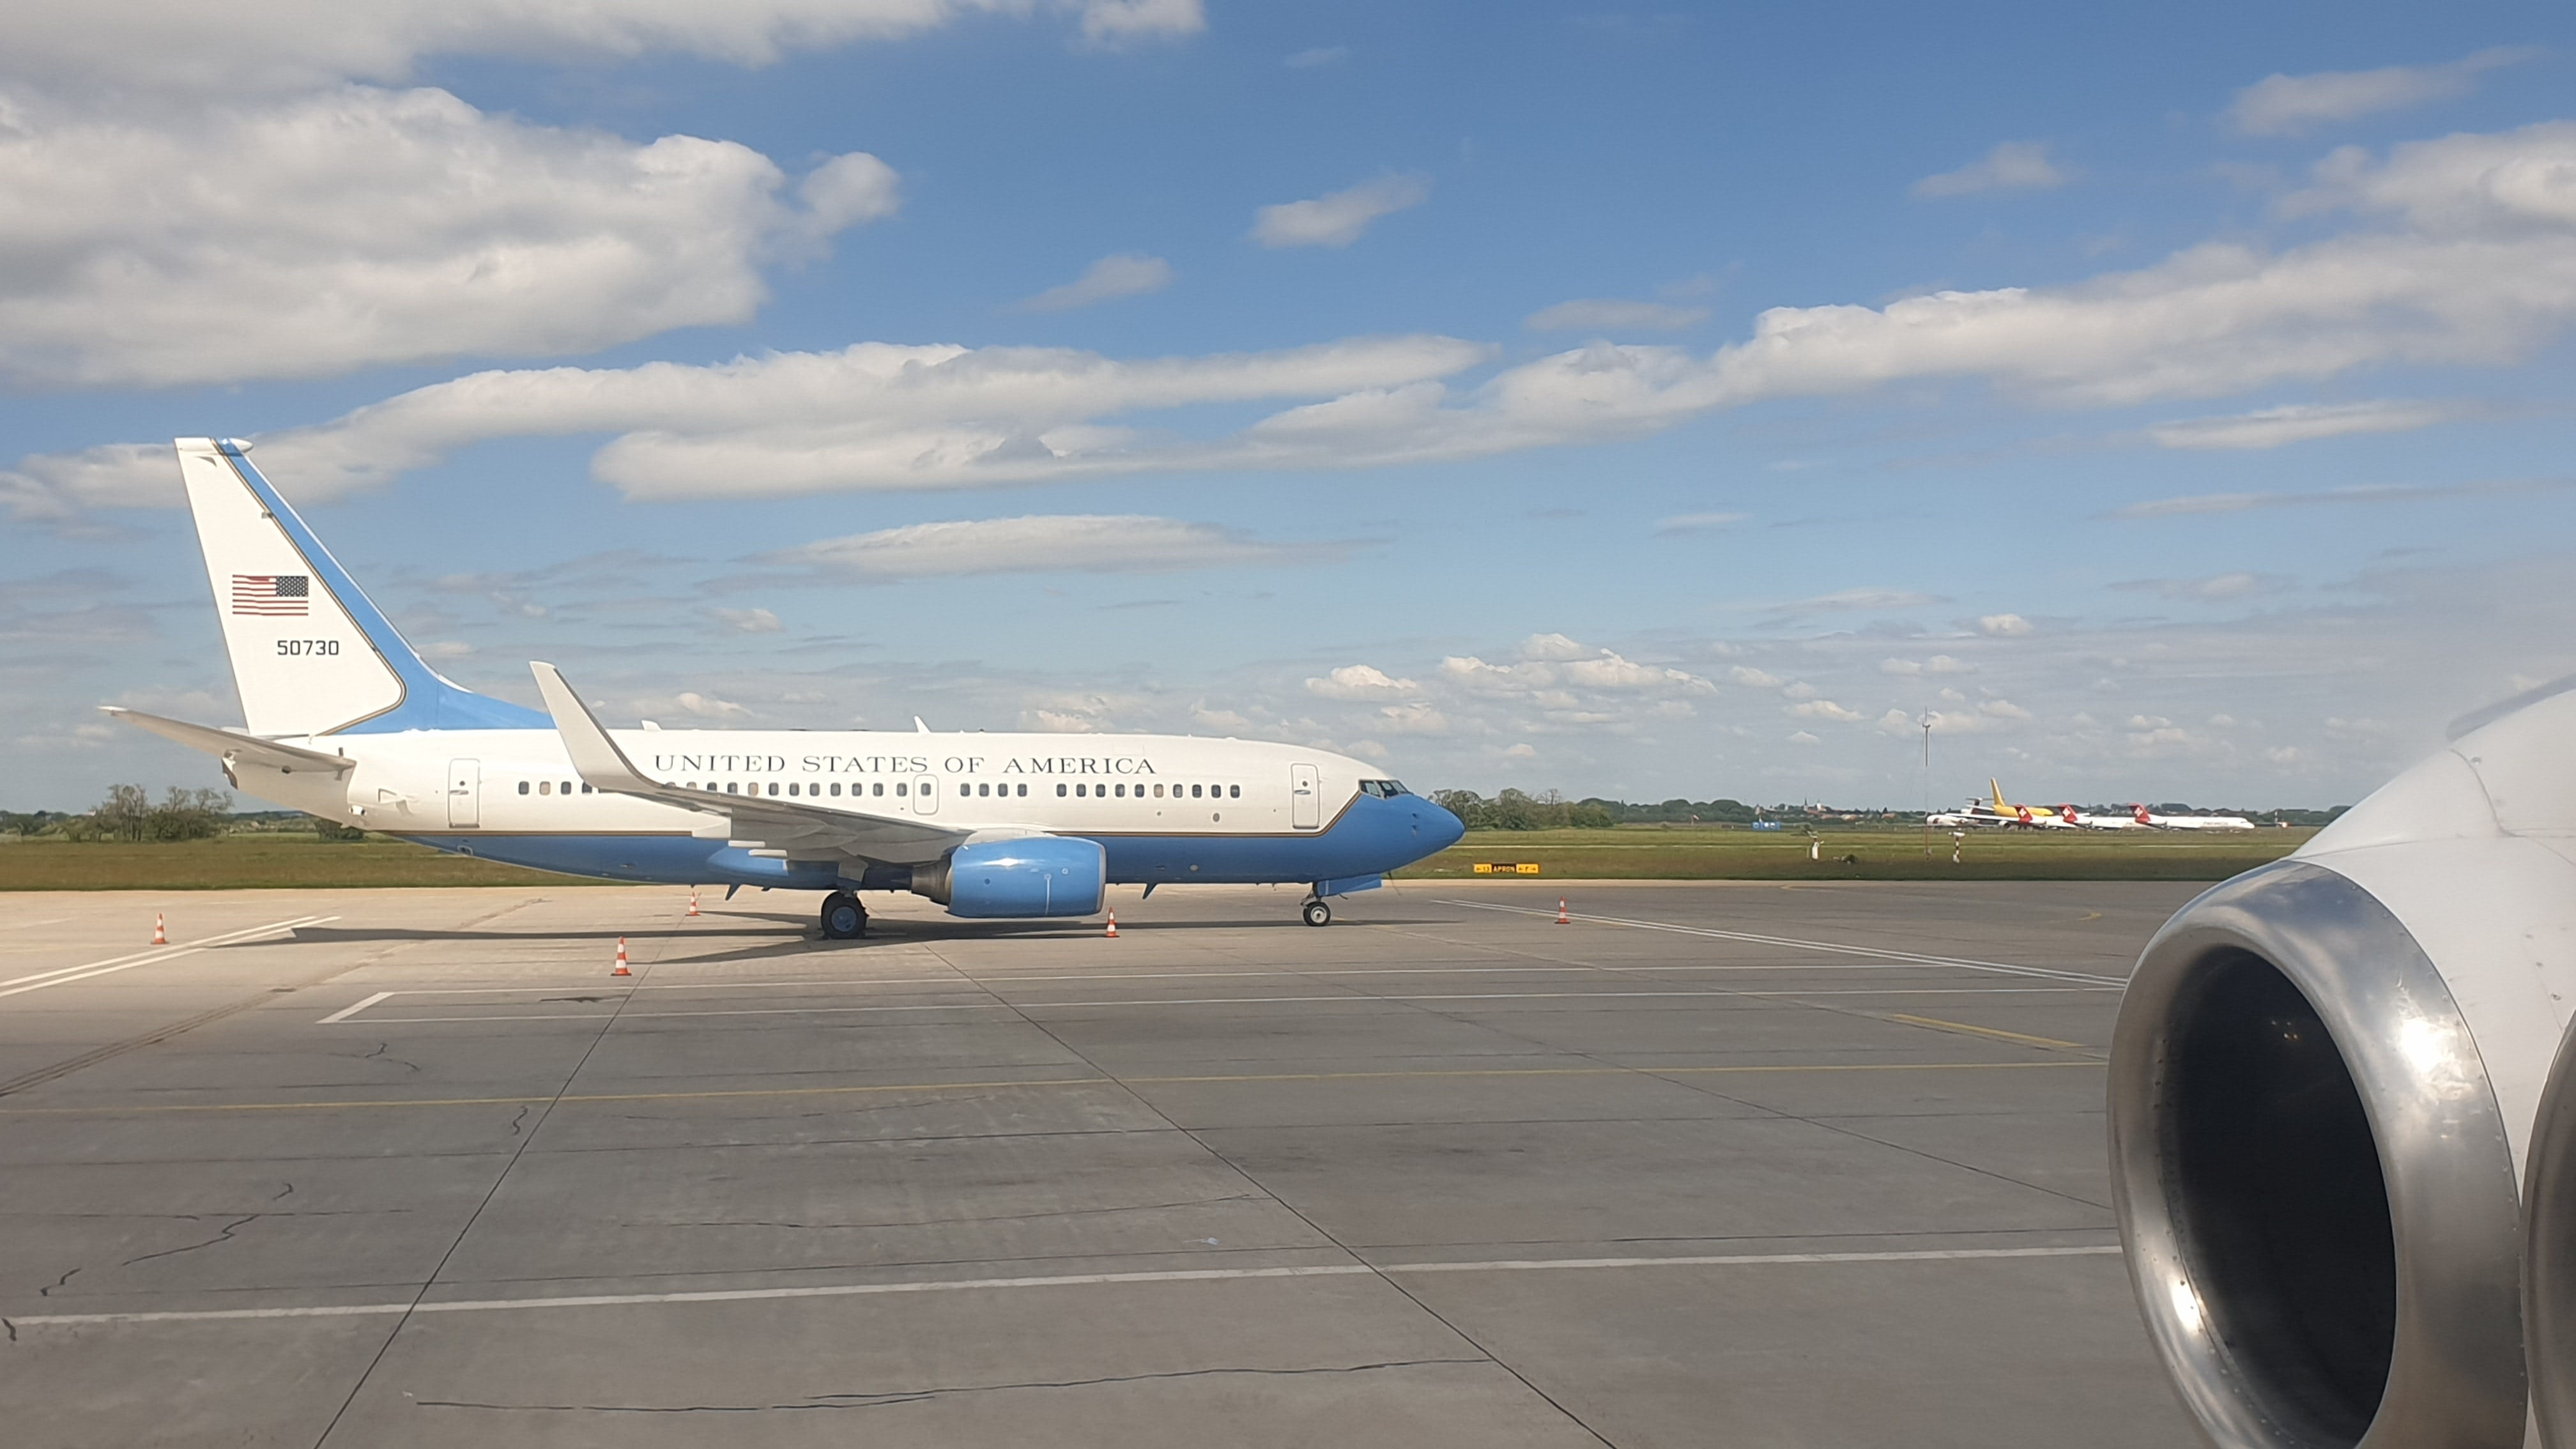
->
[1419,797,1466,852]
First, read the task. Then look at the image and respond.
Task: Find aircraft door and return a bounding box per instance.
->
[1291,763,1321,829]
[446,758,480,828]
[916,776,939,815]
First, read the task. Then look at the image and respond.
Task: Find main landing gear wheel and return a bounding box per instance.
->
[1301,898,1332,928]
[819,891,868,940]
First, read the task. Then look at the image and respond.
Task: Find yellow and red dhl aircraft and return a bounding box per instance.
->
[1927,780,2078,829]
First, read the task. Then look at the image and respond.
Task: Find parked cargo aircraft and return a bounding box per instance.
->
[1926,779,2071,829]
[2128,803,2255,831]
[2055,804,2150,831]
[108,440,1464,937]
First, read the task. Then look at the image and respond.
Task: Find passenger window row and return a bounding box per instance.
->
[1049,783,1241,799]
[535,778,1250,806]
[678,781,919,797]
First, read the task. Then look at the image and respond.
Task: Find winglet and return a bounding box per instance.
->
[530,663,656,793]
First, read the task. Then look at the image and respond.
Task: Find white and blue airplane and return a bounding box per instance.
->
[108,439,1464,937]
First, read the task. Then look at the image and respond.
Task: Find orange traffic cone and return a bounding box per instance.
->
[1555,898,1570,926]
[686,890,701,918]
[611,937,632,976]
[1105,909,1119,939]
[153,912,168,946]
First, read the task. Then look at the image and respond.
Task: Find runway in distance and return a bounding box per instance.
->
[107,440,1466,936]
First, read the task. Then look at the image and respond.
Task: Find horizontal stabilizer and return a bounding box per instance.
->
[102,707,355,776]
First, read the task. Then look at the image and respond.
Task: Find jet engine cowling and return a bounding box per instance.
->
[909,837,1106,919]
[2108,687,2576,1449]
[2531,1020,2576,1447]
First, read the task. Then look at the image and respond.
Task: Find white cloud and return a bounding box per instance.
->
[710,607,784,632]
[1191,704,1250,730]
[2146,399,2460,449]
[1375,702,1450,735]
[1979,698,2033,720]
[421,640,475,659]
[762,515,1329,581]
[1911,141,2079,198]
[1979,613,2034,636]
[1770,588,1945,615]
[1518,632,1589,661]
[29,121,2576,511]
[1,334,1493,514]
[1500,742,1538,760]
[1729,666,1782,688]
[2227,47,2534,135]
[1439,641,1716,702]
[2110,573,2280,601]
[1252,174,1429,248]
[2110,475,2576,519]
[2,1,1201,95]
[1788,730,1821,746]
[1790,698,1865,721]
[1018,252,1174,312]
[675,690,751,718]
[1284,45,1347,68]
[1077,0,1203,44]
[1526,298,1711,332]
[0,86,898,387]
[1305,664,1420,699]
[1653,510,1747,535]
[1881,655,1971,675]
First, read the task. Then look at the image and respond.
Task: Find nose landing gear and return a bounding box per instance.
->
[820,891,868,940]
[1301,896,1332,928]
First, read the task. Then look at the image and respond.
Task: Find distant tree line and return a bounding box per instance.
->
[1429,790,2350,831]
[0,791,386,843]
[1431,789,1793,830]
[49,785,236,842]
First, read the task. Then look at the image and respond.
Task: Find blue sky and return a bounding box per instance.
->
[4,1,2573,810]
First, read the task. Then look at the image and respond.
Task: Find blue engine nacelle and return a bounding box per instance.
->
[910,837,1106,918]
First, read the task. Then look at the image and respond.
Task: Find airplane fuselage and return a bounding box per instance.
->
[257,724,1452,892]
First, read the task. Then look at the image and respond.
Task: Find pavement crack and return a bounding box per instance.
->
[415,1359,1485,1414]
[358,1041,422,1074]
[36,1267,79,1297]
[505,1105,531,1138]
[120,1215,259,1267]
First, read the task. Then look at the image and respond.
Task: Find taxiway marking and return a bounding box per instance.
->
[316,992,394,1025]
[6,1245,2122,1327]
[1883,1012,2087,1051]
[0,1058,2101,1116]
[323,984,2118,1025]
[1438,900,2120,985]
[0,916,335,1000]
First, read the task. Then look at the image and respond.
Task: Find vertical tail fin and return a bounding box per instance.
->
[176,438,545,737]
[1990,778,2009,811]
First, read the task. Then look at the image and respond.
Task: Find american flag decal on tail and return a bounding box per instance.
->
[230,574,309,617]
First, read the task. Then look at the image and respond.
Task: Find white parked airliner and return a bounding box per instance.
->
[108,440,1464,937]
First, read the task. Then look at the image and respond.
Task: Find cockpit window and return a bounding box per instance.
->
[1358,779,1409,798]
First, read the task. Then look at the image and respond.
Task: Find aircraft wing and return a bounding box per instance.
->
[102,706,355,777]
[530,662,975,866]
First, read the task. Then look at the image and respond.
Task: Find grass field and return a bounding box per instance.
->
[0,823,2312,890]
[1392,825,2311,882]
[0,833,593,891]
